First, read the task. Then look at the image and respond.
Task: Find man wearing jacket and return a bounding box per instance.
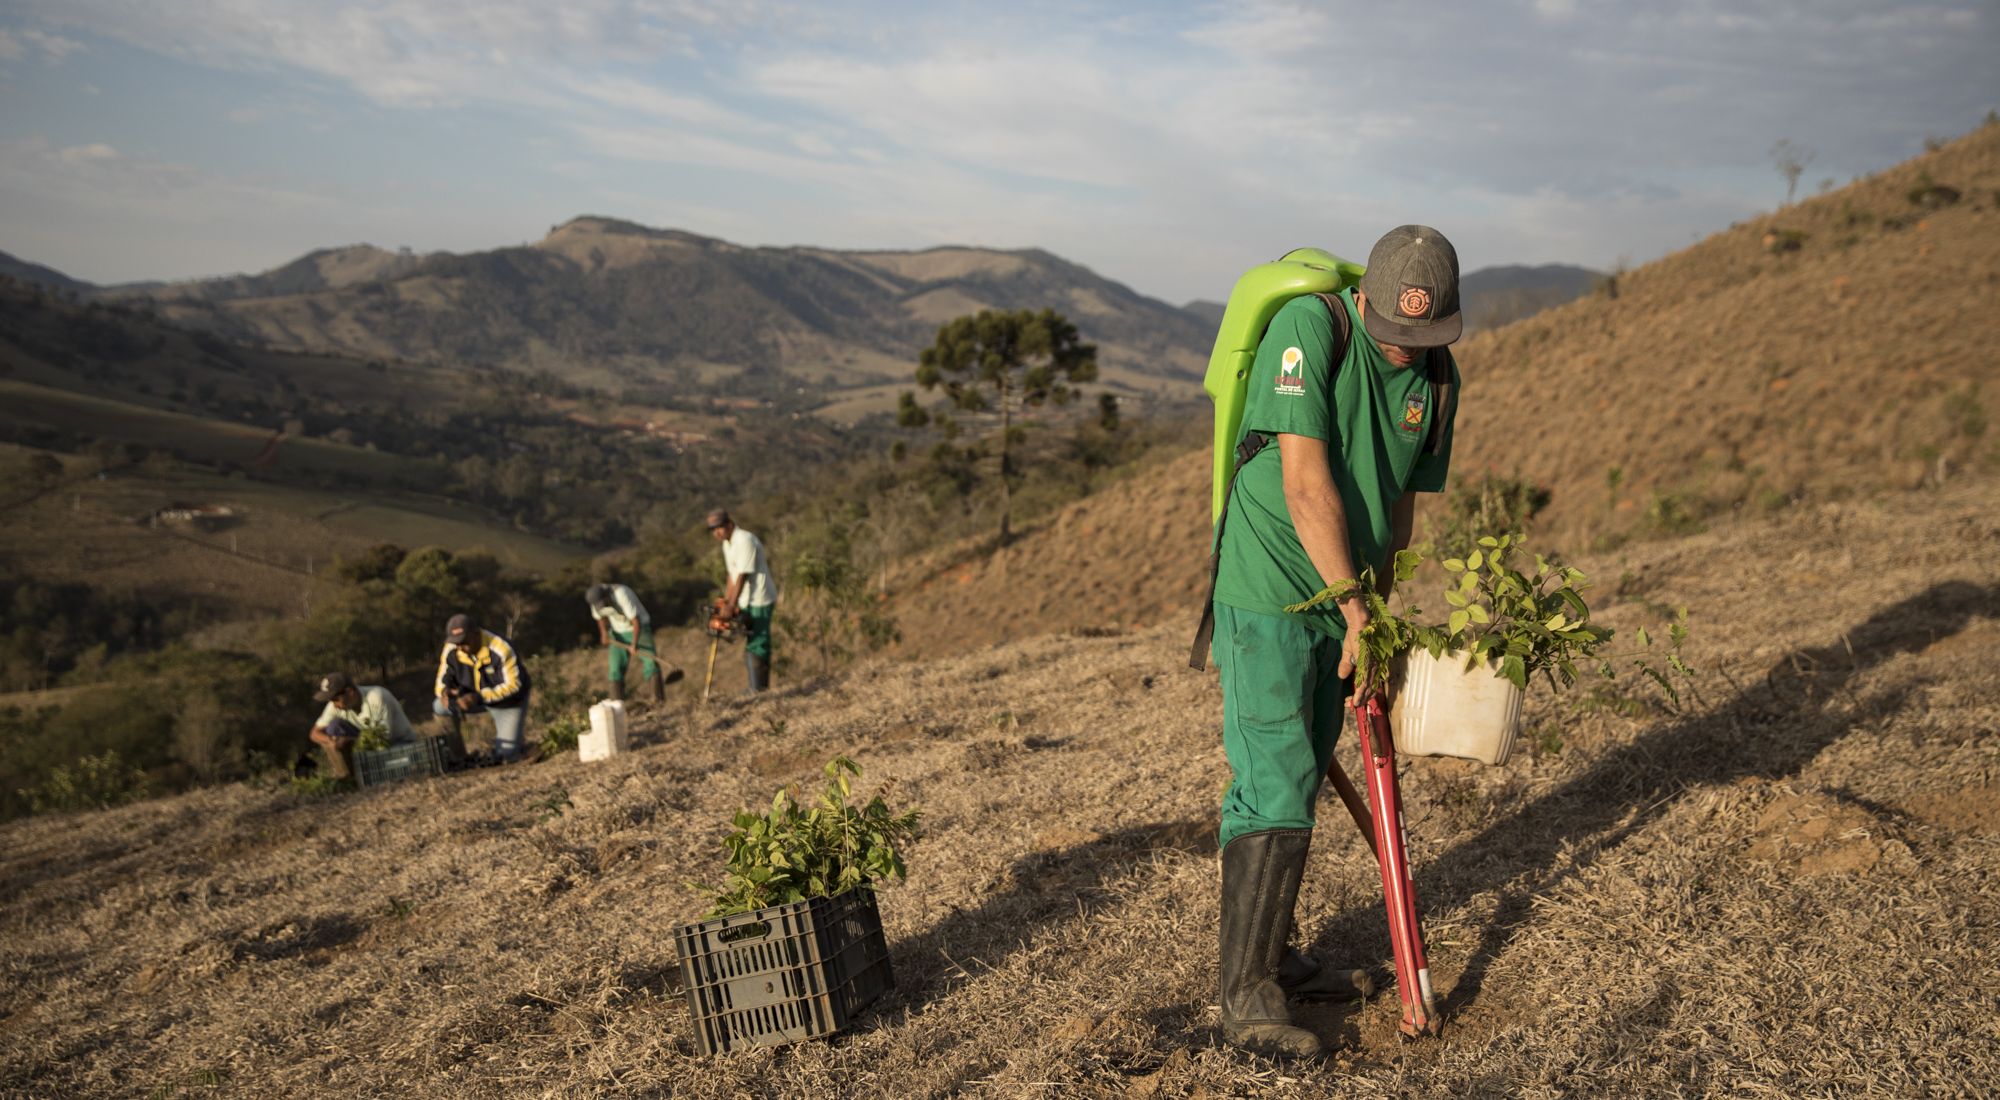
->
[432,612,536,764]
[1207,226,1463,1059]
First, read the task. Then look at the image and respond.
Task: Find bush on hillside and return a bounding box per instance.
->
[1430,475,1553,561]
[780,507,900,678]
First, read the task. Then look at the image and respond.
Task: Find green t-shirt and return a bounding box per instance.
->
[1211,288,1458,637]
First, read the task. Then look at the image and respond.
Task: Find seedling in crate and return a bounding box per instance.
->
[692,756,921,918]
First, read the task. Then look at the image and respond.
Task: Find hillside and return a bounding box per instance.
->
[1456,263,1599,335]
[2,472,1994,1096]
[884,124,2000,653]
[1454,124,2000,539]
[54,218,1212,403]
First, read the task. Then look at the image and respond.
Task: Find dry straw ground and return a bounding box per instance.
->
[3,471,1997,1098]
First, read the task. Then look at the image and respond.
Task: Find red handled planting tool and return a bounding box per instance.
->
[1340,692,1442,1037]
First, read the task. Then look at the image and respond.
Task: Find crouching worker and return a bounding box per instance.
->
[587,582,682,702]
[307,670,416,780]
[432,612,537,764]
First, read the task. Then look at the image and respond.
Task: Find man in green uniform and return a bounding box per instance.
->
[1207,225,1463,1059]
[707,508,778,693]
[587,582,680,702]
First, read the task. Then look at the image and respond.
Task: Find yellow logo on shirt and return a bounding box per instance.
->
[1275,347,1306,396]
[1403,393,1427,432]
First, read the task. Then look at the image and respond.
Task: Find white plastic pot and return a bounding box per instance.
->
[581,699,628,763]
[1389,649,1525,766]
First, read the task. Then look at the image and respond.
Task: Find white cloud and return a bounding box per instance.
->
[0,26,83,62]
[55,142,120,164]
[5,1,1992,300]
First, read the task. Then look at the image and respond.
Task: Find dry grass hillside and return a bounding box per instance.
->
[2,474,1996,1097]
[885,124,2000,654]
[1453,123,2000,540]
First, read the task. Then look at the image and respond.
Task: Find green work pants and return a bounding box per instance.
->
[608,625,660,684]
[1214,602,1352,850]
[742,604,774,660]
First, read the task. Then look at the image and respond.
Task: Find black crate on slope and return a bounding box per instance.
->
[355,735,458,789]
[675,887,894,1055]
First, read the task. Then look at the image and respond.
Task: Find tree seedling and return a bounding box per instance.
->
[693,757,921,918]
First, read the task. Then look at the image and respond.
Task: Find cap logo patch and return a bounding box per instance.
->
[1398,286,1432,319]
[320,677,332,693]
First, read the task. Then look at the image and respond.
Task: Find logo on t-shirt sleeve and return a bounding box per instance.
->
[1275,347,1306,396]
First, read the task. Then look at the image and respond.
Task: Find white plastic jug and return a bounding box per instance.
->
[581,700,628,763]
[1389,649,1524,766]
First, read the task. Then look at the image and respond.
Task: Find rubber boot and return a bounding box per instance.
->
[1278,933,1376,1001]
[607,679,624,702]
[1220,829,1323,1060]
[744,652,770,694]
[651,669,667,702]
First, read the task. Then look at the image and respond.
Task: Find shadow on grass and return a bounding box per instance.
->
[1303,579,2000,1019]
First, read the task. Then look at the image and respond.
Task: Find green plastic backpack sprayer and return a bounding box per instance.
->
[1200,247,1366,524]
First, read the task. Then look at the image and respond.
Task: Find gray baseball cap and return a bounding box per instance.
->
[1357,225,1462,348]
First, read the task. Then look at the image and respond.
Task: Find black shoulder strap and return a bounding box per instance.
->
[1314,291,1353,359]
[1423,349,1455,455]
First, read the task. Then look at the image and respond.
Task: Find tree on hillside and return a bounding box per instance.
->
[1770,138,1815,207]
[902,308,1098,546]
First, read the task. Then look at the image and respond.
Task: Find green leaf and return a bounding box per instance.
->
[1635,625,1651,647]
[1448,609,1470,636]
[1445,590,1468,608]
[1466,604,1490,624]
[1443,558,1465,573]
[1394,548,1423,582]
[1501,654,1527,688]
[1478,536,1499,548]
[1467,550,1483,571]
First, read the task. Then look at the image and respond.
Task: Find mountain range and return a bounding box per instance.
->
[2,222,1595,415]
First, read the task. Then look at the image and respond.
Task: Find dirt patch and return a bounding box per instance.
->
[1746,790,1883,876]
[1899,783,2000,835]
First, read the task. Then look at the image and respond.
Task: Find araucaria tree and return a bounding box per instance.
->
[906,309,1098,545]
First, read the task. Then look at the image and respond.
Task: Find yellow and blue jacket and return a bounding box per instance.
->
[435,629,531,708]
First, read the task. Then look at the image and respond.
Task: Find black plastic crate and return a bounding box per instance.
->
[675,887,894,1055]
[355,735,458,789]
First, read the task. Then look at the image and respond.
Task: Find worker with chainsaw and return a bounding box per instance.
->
[431,612,536,764]
[1201,226,1462,1059]
[586,582,681,701]
[706,508,778,693]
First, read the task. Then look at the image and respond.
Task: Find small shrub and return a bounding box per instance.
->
[528,653,592,757]
[18,750,150,814]
[1432,474,1552,560]
[1646,490,1705,535]
[288,774,349,799]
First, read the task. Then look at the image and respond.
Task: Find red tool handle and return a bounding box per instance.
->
[1353,692,1441,1037]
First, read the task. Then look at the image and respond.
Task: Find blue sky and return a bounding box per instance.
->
[1,1,1992,304]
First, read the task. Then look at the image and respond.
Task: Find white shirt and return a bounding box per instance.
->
[589,583,650,634]
[316,685,416,743]
[722,527,777,608]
